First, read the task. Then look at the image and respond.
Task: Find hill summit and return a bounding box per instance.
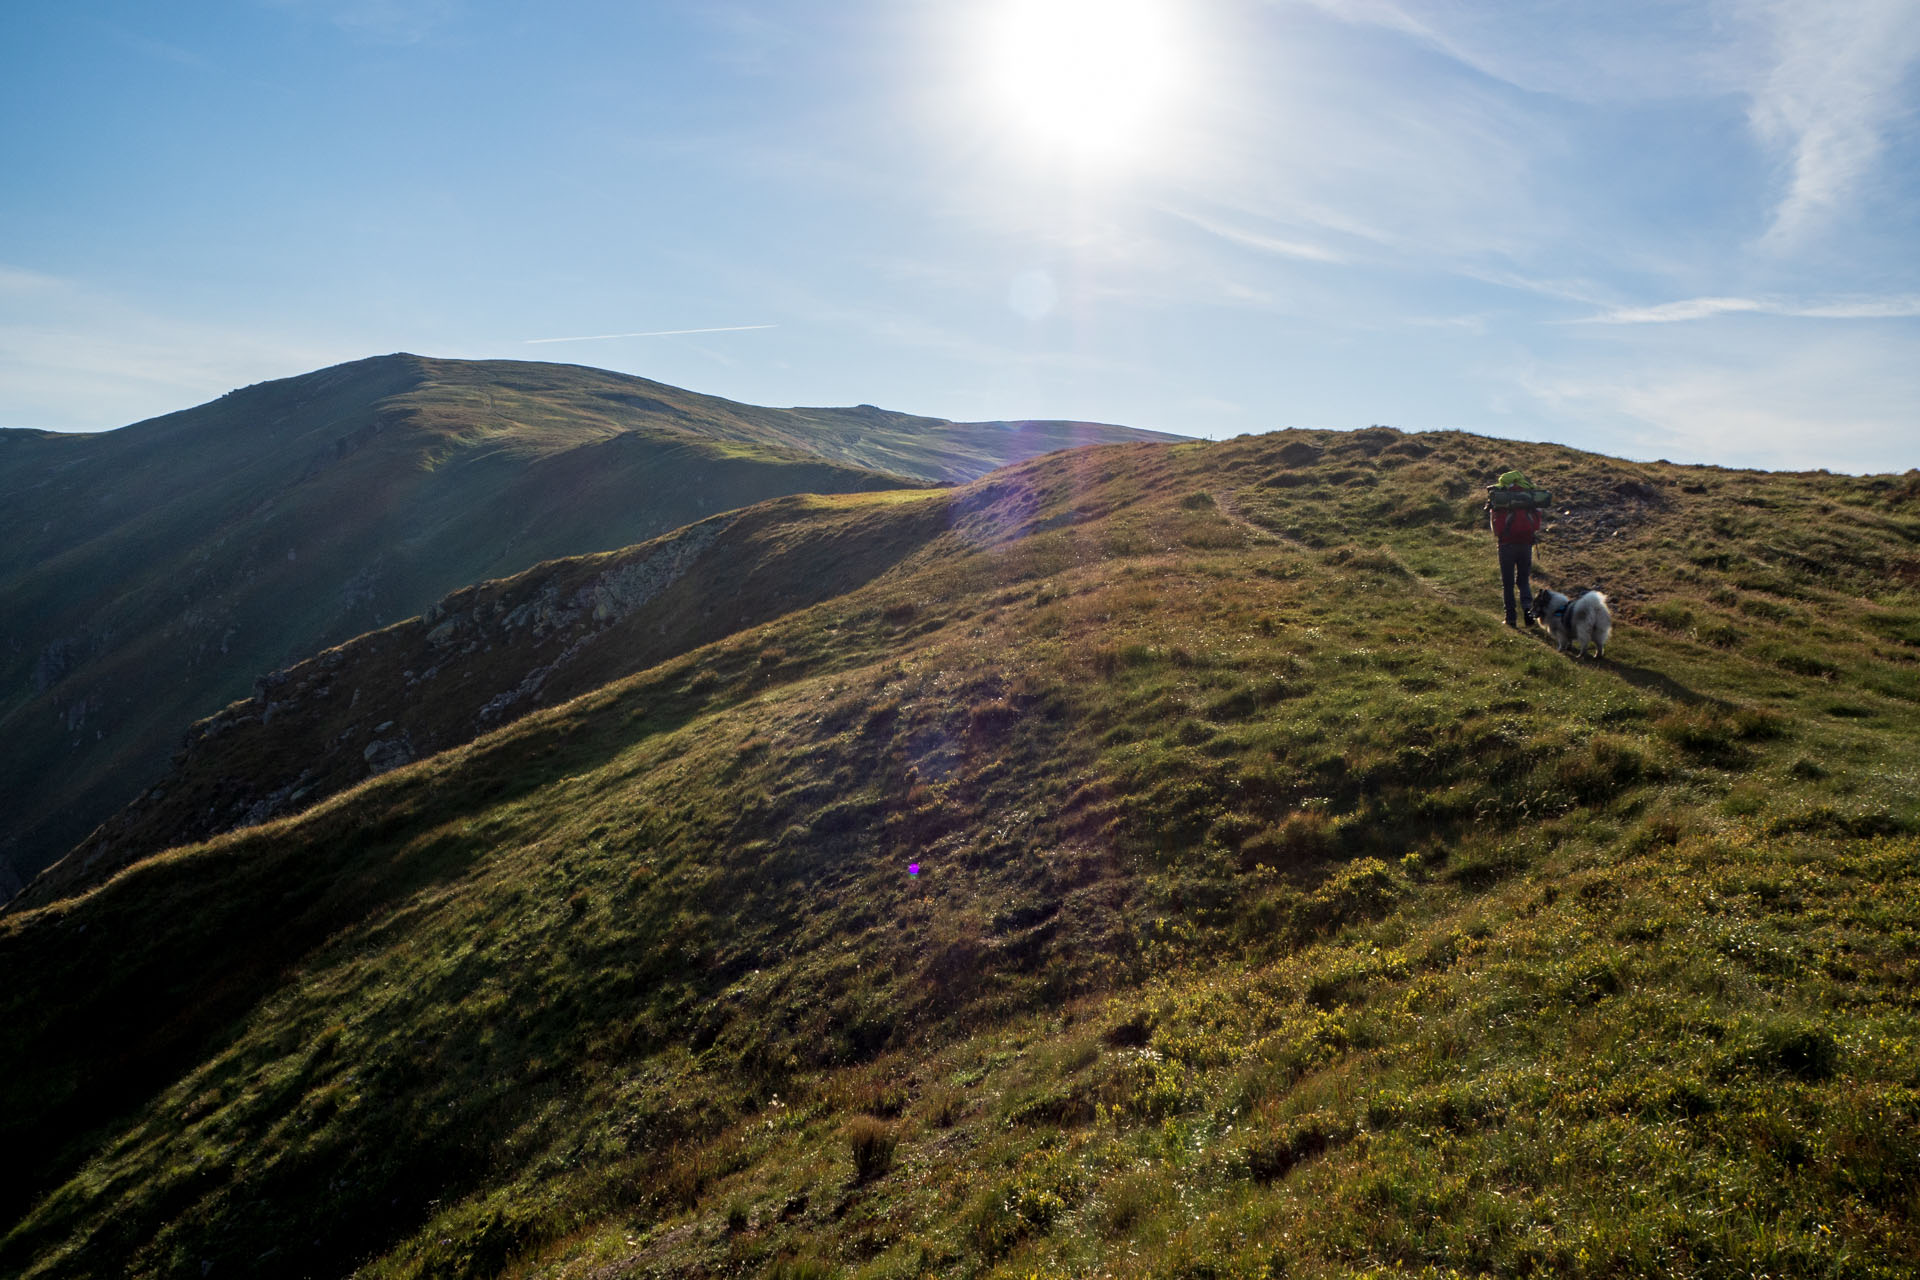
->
[4,423,1917,1278]
[0,354,1180,897]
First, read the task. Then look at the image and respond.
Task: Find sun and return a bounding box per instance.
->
[979,0,1185,168]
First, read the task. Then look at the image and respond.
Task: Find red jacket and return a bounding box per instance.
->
[1491,502,1542,546]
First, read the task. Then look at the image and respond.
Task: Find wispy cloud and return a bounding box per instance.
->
[1278,0,1743,102]
[1749,0,1920,247]
[0,267,348,431]
[1403,314,1489,336]
[1515,329,1920,473]
[525,325,778,345]
[1577,295,1920,324]
[1452,265,1614,308]
[1278,0,1920,254]
[0,265,68,296]
[1160,206,1346,265]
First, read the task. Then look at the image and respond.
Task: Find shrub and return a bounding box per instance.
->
[1768,807,1910,839]
[1626,808,1696,853]
[1551,734,1649,804]
[846,1116,896,1183]
[1643,600,1694,631]
[1323,545,1413,578]
[1738,596,1796,622]
[1748,1019,1840,1081]
[1771,648,1840,680]
[1240,810,1336,869]
[1289,858,1400,939]
[964,1186,1024,1260]
[967,698,1020,741]
[1096,1172,1162,1237]
[1699,619,1741,647]
[1655,705,1778,766]
[1245,1115,1350,1181]
[921,1085,966,1128]
[1007,1086,1096,1128]
[848,1077,909,1118]
[1209,811,1265,849]
[1731,706,1787,740]
[1178,517,1245,550]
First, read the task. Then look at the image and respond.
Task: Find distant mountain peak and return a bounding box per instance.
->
[0,355,1183,899]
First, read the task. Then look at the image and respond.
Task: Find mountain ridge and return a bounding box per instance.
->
[0,354,1181,896]
[18,488,956,910]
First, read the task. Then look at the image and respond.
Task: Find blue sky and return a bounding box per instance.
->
[2,0,1916,472]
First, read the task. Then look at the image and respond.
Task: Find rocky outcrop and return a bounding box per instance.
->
[14,515,734,910]
[14,490,950,911]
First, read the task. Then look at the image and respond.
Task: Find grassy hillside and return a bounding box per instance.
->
[22,490,950,910]
[0,354,1178,894]
[4,428,1918,1279]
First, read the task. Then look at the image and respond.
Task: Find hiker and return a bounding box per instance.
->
[1487,469,1544,627]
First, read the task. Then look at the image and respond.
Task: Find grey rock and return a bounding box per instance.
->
[363,736,416,776]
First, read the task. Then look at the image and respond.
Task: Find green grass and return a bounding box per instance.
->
[0,354,1176,894]
[3,426,1918,1278]
[0,356,927,892]
[28,488,962,908]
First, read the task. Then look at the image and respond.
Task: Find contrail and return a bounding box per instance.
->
[525,324,778,344]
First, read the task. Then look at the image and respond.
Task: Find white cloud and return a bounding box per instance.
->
[1278,0,1745,102]
[1583,296,1766,324]
[1160,206,1347,264]
[0,265,68,297]
[1579,294,1920,323]
[1277,0,1920,252]
[1403,314,1489,335]
[1747,0,1920,247]
[1798,298,1920,319]
[1516,330,1920,473]
[1453,265,1613,308]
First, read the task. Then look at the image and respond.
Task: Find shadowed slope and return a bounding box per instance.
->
[22,490,950,910]
[0,355,1179,893]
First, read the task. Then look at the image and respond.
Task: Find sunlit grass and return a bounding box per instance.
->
[4,426,1918,1277]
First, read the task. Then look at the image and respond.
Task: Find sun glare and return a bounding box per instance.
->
[981,0,1184,168]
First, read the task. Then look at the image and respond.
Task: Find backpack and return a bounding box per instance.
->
[1486,485,1552,510]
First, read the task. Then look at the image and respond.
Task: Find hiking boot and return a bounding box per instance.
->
[1504,616,1516,627]
[1523,612,1535,626]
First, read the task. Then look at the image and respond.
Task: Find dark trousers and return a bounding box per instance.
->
[1499,543,1533,621]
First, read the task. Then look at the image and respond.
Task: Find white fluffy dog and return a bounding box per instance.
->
[1533,588,1612,658]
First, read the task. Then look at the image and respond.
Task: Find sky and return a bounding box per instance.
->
[2,0,1917,473]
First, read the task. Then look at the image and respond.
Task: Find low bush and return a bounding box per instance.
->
[846,1116,897,1183]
